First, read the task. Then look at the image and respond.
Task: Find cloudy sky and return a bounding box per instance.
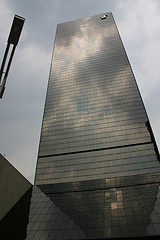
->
[0,0,160,183]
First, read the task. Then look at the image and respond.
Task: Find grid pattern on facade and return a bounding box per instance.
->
[26,174,160,239]
[36,143,160,184]
[35,12,160,185]
[1,12,160,240]
[38,13,149,161]
[29,12,160,239]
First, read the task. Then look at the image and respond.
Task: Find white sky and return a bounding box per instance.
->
[0,0,160,183]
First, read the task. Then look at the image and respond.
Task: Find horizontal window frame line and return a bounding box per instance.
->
[38,141,152,159]
[37,153,156,169]
[37,173,160,195]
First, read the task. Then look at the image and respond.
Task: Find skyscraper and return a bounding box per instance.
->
[2,12,160,239]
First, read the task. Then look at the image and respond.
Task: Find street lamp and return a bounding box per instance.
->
[0,15,25,98]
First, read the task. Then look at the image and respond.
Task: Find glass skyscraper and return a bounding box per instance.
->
[1,12,160,239]
[29,12,160,239]
[36,12,160,185]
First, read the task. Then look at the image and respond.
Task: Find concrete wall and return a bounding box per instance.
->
[0,154,32,220]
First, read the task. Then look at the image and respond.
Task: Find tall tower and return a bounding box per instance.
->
[27,13,160,239]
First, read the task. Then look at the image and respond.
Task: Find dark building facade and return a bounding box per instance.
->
[1,12,160,239]
[0,154,32,240]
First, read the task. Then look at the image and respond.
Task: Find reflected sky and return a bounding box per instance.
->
[36,13,160,184]
[40,13,149,154]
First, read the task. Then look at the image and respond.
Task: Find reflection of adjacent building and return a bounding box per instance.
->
[1,12,160,239]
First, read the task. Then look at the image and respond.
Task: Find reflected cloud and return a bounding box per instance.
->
[36,177,160,238]
[37,13,160,184]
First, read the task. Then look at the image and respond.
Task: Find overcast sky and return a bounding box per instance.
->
[0,0,160,184]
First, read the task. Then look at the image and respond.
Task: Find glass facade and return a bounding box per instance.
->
[2,12,160,239]
[36,144,160,184]
[31,12,160,239]
[35,13,160,185]
[26,174,160,239]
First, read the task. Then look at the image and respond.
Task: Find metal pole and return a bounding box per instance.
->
[0,45,16,98]
[5,45,16,80]
[0,43,10,84]
[0,14,25,99]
